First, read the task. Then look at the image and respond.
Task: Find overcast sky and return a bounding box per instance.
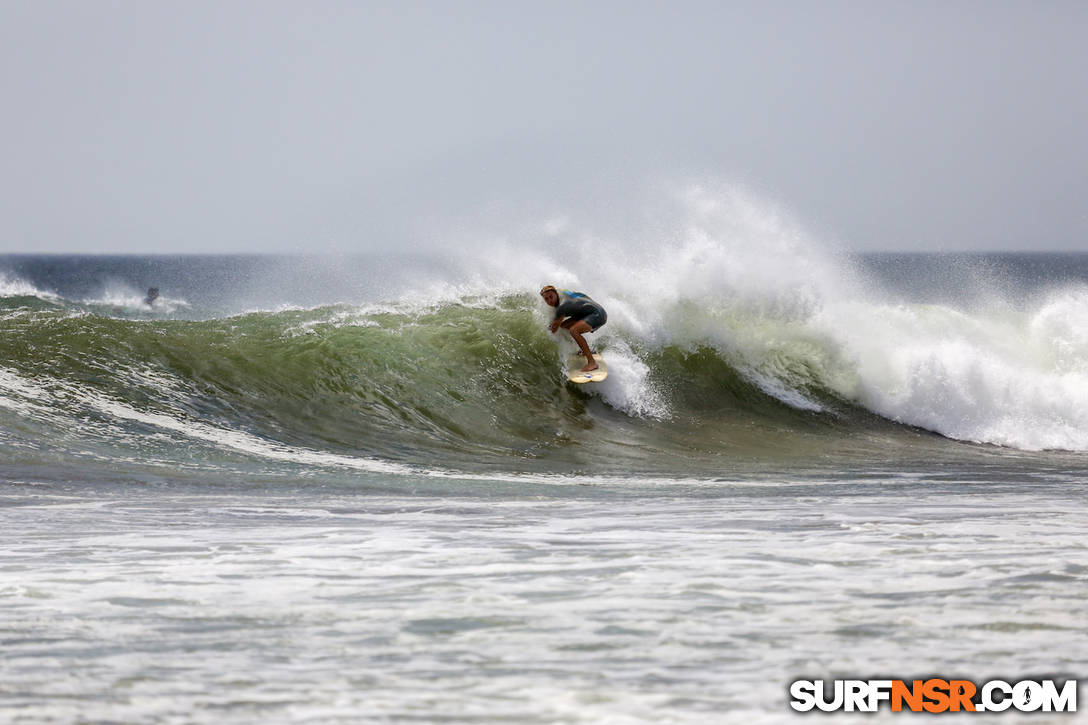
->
[1,1,1085,253]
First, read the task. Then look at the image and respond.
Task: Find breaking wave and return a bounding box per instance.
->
[3,183,1088,480]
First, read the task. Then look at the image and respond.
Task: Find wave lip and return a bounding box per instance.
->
[0,272,58,301]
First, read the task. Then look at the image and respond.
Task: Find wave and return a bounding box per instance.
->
[0,298,844,474]
[2,283,1087,481]
[0,272,59,302]
[3,184,1088,470]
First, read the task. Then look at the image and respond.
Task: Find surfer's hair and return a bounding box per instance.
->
[539,285,557,297]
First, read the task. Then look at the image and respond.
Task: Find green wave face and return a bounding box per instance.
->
[0,293,1050,478]
[5,300,552,459]
[0,294,856,473]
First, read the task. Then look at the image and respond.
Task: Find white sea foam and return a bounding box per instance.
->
[82,281,191,315]
[3,483,1085,724]
[0,272,58,300]
[426,180,1088,450]
[584,339,669,420]
[819,291,1088,450]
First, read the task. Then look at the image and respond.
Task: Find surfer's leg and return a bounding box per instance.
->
[564,320,598,371]
[561,320,596,354]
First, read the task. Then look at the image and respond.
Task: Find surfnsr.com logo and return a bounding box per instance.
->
[789,679,1077,713]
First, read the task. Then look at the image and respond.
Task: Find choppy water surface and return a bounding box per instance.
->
[2,474,1086,724]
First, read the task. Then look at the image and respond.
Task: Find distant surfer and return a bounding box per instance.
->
[144,287,159,306]
[540,285,607,372]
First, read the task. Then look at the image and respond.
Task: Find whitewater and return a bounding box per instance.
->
[2,185,1086,723]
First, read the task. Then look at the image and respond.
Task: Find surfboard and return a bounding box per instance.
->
[566,353,608,383]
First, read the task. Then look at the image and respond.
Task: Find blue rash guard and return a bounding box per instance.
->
[554,290,607,331]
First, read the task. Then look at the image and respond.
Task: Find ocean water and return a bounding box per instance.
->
[2,189,1087,722]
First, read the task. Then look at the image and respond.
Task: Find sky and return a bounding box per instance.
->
[1,0,1085,254]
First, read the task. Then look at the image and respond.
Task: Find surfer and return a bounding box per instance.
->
[540,285,607,372]
[144,287,159,306]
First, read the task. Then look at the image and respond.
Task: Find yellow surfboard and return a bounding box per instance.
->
[566,353,608,383]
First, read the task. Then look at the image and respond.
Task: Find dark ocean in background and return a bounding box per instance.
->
[3,199,1087,723]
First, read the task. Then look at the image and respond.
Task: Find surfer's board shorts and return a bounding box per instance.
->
[582,307,606,331]
[570,306,606,332]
